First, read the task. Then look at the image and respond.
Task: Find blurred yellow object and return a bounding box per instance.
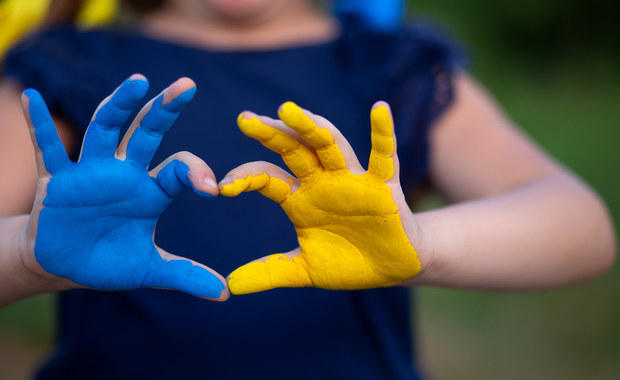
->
[76,0,118,29]
[0,0,51,59]
[0,0,118,60]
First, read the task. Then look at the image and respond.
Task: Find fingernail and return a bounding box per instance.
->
[204,177,217,187]
[219,177,233,185]
[128,73,147,82]
[237,111,257,123]
[372,101,390,111]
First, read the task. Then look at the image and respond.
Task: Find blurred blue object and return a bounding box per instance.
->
[334,0,405,30]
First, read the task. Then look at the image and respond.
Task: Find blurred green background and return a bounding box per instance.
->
[410,1,619,379]
[0,1,618,379]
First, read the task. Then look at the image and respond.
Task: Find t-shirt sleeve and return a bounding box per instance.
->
[338,17,465,190]
[387,23,465,190]
[2,26,113,132]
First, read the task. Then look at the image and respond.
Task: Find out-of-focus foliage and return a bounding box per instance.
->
[411,1,619,380]
[409,0,620,61]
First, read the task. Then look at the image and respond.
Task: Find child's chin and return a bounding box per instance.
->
[204,0,273,21]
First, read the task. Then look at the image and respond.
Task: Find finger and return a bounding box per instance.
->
[149,151,218,198]
[116,77,196,167]
[219,161,296,204]
[144,247,229,301]
[228,249,312,295]
[278,101,347,171]
[237,112,320,178]
[80,74,149,160]
[367,101,398,182]
[305,111,364,173]
[21,89,70,175]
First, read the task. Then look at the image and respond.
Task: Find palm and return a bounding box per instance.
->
[283,171,417,289]
[36,160,170,289]
[223,102,421,294]
[24,76,227,299]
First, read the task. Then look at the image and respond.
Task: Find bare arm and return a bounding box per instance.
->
[405,73,616,290]
[210,78,615,295]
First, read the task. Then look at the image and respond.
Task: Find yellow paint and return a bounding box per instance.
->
[237,113,319,178]
[225,103,421,295]
[0,0,50,58]
[0,0,118,59]
[279,102,346,171]
[221,174,291,204]
[76,0,119,29]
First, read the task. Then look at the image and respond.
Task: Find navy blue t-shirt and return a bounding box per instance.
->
[4,17,460,380]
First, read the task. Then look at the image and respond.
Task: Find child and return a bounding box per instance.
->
[0,0,615,379]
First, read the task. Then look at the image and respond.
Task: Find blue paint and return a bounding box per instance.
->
[156,160,214,198]
[334,0,404,30]
[81,77,149,160]
[157,160,189,198]
[27,81,225,299]
[126,86,197,167]
[25,88,70,173]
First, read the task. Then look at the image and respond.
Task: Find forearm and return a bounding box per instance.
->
[407,175,616,291]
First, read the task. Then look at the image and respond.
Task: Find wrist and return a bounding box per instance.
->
[402,210,439,286]
[4,216,73,298]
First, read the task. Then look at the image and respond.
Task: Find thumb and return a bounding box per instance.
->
[150,151,218,198]
[145,247,229,301]
[228,249,312,295]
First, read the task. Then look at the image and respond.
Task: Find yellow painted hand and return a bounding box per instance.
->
[220,102,421,295]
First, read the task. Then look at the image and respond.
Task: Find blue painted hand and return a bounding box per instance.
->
[21,75,228,301]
